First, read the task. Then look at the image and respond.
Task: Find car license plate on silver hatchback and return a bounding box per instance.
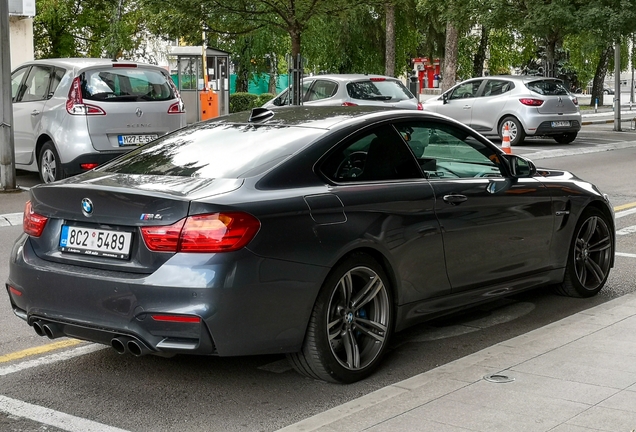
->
[118,134,158,146]
[551,121,570,127]
[59,226,132,259]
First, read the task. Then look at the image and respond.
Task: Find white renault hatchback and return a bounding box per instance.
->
[11,58,186,183]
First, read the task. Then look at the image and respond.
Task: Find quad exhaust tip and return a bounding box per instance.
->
[32,320,64,339]
[110,336,151,357]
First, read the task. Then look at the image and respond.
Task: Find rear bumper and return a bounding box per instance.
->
[61,150,129,177]
[6,234,326,357]
[534,120,581,136]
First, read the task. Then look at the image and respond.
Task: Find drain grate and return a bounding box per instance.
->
[483,373,515,383]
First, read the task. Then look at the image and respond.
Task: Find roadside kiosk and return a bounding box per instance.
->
[168,46,230,124]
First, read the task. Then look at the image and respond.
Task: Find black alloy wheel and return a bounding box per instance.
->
[287,253,394,383]
[555,208,613,298]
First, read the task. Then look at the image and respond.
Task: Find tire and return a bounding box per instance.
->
[499,116,525,146]
[39,141,63,183]
[555,208,613,298]
[554,132,577,144]
[287,253,394,383]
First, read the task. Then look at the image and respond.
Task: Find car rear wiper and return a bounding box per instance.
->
[364,95,393,101]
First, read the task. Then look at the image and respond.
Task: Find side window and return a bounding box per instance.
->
[21,66,53,102]
[49,68,66,97]
[394,122,503,179]
[321,125,423,182]
[483,80,513,97]
[11,66,30,101]
[306,80,338,101]
[449,80,482,100]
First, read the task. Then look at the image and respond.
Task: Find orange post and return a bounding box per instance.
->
[199,90,219,121]
[501,124,512,154]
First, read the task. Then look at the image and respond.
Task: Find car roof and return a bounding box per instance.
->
[216,106,444,130]
[13,58,164,72]
[302,74,402,82]
[466,75,565,84]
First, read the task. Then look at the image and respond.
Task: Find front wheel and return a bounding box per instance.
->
[287,253,394,383]
[555,208,613,298]
[39,141,63,183]
[499,116,525,146]
[554,132,577,144]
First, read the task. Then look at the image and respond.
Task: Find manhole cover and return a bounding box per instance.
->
[483,373,515,383]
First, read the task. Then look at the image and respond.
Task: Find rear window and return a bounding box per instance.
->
[98,123,324,178]
[346,79,414,101]
[526,80,569,96]
[82,67,175,102]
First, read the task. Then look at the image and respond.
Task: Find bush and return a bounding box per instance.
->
[229,93,259,113]
[256,93,275,107]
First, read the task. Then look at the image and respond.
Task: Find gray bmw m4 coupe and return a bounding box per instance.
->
[6,106,615,383]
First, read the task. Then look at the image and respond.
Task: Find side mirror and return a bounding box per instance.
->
[442,93,448,104]
[507,154,537,178]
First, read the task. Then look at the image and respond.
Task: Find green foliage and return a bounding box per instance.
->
[229,92,259,113]
[255,93,275,107]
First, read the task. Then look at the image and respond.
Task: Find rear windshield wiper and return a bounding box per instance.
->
[362,95,392,101]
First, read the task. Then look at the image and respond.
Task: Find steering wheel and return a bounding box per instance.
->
[336,151,367,179]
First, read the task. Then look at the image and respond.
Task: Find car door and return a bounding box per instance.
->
[435,79,484,126]
[12,64,54,166]
[470,79,514,133]
[396,120,554,293]
[319,124,451,305]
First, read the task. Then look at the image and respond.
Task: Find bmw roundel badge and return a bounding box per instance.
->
[81,198,93,217]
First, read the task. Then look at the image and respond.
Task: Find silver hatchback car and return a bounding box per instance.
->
[422,76,581,145]
[11,58,186,183]
[263,74,423,110]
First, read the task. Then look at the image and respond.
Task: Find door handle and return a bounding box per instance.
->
[31,110,41,116]
[463,105,471,109]
[443,194,468,205]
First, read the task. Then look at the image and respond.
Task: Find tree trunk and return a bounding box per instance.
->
[441,21,459,91]
[473,25,488,77]
[385,2,396,77]
[591,45,613,107]
[268,54,278,94]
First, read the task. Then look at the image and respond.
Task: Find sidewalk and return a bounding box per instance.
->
[279,292,636,432]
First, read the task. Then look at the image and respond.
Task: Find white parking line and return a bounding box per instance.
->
[617,225,636,235]
[0,344,106,377]
[0,212,22,227]
[616,252,636,258]
[616,207,636,219]
[0,395,131,432]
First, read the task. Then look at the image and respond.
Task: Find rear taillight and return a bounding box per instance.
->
[572,97,579,106]
[342,102,358,107]
[370,77,386,82]
[417,102,423,110]
[66,76,106,116]
[168,101,185,114]
[519,98,544,107]
[141,212,260,253]
[111,63,137,68]
[23,201,48,237]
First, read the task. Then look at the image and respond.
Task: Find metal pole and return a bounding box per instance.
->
[614,41,621,131]
[0,0,17,191]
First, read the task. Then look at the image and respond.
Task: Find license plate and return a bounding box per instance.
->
[551,121,570,128]
[59,226,132,259]
[117,134,158,146]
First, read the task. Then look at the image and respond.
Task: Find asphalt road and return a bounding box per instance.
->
[1,125,636,431]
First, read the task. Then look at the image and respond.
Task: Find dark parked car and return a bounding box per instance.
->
[7,106,615,383]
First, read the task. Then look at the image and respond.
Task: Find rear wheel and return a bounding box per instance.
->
[555,208,613,297]
[39,141,63,183]
[499,116,525,146]
[554,132,577,144]
[287,253,394,383]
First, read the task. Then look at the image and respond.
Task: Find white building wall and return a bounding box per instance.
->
[9,16,34,69]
